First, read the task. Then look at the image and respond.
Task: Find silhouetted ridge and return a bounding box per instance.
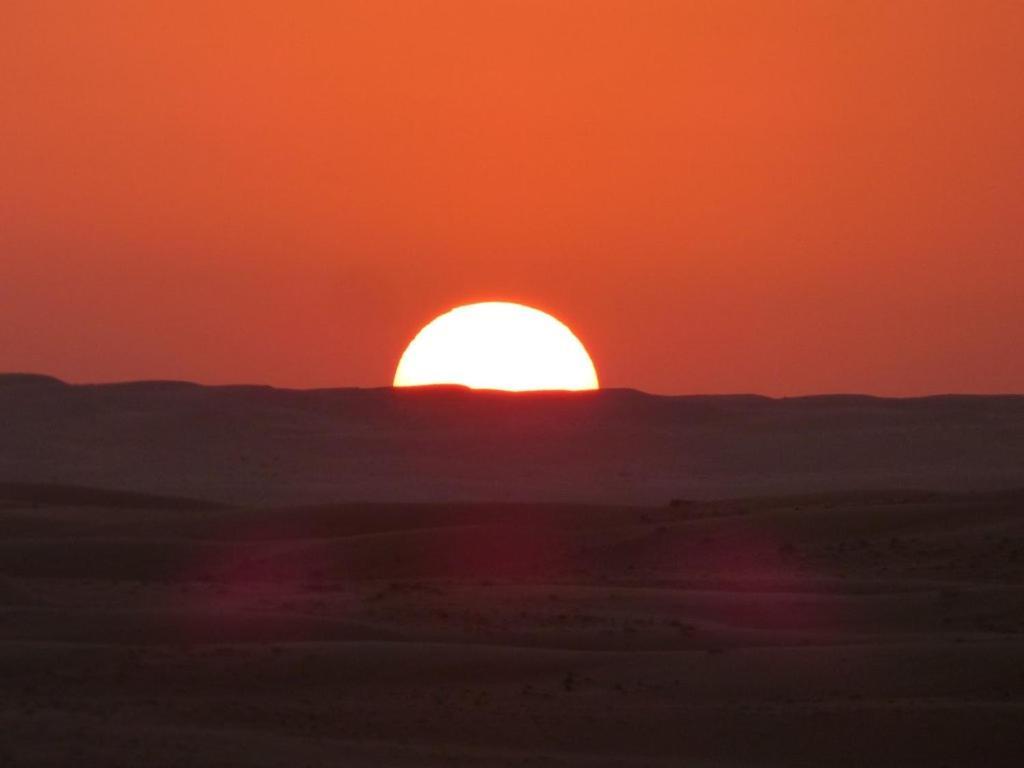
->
[2,374,1023,505]
[0,373,68,389]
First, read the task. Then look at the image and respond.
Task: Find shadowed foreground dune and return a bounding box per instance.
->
[2,374,1024,504]
[0,484,1023,766]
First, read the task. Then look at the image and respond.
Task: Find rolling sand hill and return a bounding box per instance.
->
[0,484,1022,766]
[2,376,1024,765]
[2,374,1024,505]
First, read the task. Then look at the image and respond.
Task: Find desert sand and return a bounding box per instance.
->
[2,374,1023,765]
[2,374,1024,505]
[1,481,1022,766]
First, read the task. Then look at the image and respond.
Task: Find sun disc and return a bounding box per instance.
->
[394,302,599,392]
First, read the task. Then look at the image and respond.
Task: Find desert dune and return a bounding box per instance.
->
[3,374,1023,505]
[0,480,1022,766]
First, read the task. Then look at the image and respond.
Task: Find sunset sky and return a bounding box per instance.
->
[2,1,1022,395]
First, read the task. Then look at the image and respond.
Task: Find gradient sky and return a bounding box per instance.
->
[2,1,1022,395]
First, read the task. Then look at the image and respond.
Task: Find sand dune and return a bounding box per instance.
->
[2,374,1024,504]
[3,377,1023,765]
[0,484,1022,765]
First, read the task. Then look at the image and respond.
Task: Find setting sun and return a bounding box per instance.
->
[394,302,599,391]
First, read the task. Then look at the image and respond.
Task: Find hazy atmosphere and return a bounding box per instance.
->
[3,1,1023,394]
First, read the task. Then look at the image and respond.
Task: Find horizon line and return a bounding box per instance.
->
[2,371,1023,401]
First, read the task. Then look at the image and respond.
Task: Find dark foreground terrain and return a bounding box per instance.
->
[3,374,1024,504]
[1,483,1023,766]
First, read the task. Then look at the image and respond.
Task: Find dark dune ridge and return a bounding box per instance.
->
[3,378,1024,766]
[2,373,1024,505]
[0,484,1022,766]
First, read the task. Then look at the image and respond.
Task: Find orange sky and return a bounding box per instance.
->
[2,1,1022,395]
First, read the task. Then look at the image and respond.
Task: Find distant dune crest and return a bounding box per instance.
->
[2,375,1023,506]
